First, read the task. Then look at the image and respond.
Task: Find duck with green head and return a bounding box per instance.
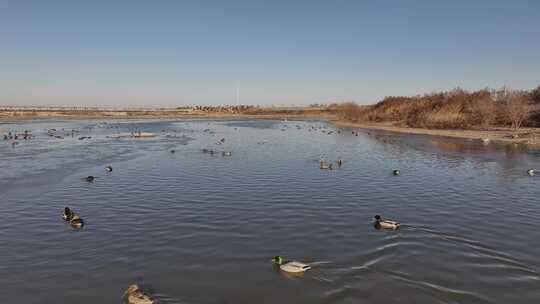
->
[273,256,311,273]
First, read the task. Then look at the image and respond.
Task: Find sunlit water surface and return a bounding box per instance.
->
[1,119,539,304]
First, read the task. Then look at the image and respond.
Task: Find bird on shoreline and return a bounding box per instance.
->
[123,284,155,304]
[374,215,400,230]
[273,256,311,274]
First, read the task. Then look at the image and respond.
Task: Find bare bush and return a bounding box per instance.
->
[497,88,532,130]
[336,102,363,122]
[531,86,540,104]
[337,86,538,130]
[468,96,497,129]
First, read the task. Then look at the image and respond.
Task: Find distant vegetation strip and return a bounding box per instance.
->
[333,86,540,130]
[2,85,540,131]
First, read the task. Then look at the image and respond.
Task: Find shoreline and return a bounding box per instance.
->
[331,120,540,147]
[2,111,540,147]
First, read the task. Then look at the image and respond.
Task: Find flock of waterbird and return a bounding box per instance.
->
[46,126,390,302]
[59,127,407,303]
[5,120,538,303]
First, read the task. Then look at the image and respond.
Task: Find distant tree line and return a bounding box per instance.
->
[334,86,540,130]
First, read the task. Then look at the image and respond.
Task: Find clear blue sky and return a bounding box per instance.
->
[1,0,539,107]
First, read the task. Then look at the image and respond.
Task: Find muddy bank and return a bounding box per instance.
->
[331,120,540,147]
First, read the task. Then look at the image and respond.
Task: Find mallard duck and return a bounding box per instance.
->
[527,168,536,176]
[105,165,113,172]
[123,284,155,304]
[273,256,311,273]
[70,215,84,229]
[62,207,74,221]
[374,215,399,230]
[392,169,400,176]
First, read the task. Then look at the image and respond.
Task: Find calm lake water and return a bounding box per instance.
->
[1,119,539,304]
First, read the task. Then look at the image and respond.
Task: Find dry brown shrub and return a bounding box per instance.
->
[336,102,363,122]
[336,86,537,129]
[467,96,497,129]
[502,91,532,130]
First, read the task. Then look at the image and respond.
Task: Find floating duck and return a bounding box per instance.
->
[105,165,113,172]
[392,169,400,176]
[70,215,84,229]
[222,151,232,157]
[527,168,536,176]
[374,215,399,230]
[273,256,311,273]
[170,149,175,154]
[319,160,333,170]
[83,176,95,182]
[123,284,155,304]
[337,159,343,167]
[62,207,74,221]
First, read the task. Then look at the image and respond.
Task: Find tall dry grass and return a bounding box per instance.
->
[337,86,540,130]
